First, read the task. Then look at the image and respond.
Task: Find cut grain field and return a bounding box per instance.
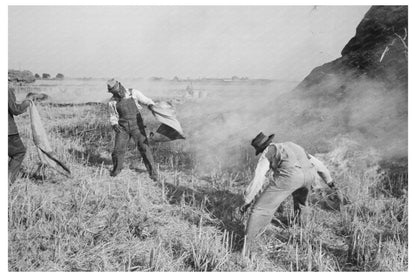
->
[8,79,408,271]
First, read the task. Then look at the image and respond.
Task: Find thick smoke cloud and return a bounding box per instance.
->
[173,73,407,173]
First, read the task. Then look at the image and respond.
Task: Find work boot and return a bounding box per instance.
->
[148,167,160,182]
[149,172,159,182]
[110,169,121,177]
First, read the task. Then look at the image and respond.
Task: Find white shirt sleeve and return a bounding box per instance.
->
[309,155,333,185]
[108,100,119,126]
[131,89,155,106]
[244,150,271,204]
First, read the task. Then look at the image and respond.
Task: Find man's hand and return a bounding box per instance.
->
[327,181,352,206]
[112,124,122,133]
[239,203,251,214]
[25,94,34,101]
[21,99,31,109]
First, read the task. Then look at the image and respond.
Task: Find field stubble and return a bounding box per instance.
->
[8,83,408,271]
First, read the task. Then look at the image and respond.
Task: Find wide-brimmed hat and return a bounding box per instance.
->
[251,132,275,155]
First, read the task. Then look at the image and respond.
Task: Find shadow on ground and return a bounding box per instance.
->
[69,148,112,166]
[161,180,246,252]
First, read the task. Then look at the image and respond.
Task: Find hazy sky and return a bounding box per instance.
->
[9,6,369,80]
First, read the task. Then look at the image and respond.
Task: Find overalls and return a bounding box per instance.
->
[112,97,156,177]
[245,142,315,252]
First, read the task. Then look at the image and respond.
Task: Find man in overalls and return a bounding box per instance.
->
[240,132,335,255]
[107,79,158,181]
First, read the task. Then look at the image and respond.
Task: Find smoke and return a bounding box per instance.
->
[291,74,408,160]
[173,81,296,173]
[172,73,407,173]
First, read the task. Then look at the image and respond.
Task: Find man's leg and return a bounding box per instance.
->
[8,135,26,185]
[111,129,129,176]
[292,169,315,223]
[244,181,294,256]
[133,114,157,180]
[292,186,309,224]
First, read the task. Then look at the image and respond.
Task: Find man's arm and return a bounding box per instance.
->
[308,155,333,185]
[108,100,119,126]
[131,89,155,107]
[9,88,30,115]
[243,146,272,204]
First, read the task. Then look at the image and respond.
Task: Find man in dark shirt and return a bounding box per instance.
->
[8,85,31,185]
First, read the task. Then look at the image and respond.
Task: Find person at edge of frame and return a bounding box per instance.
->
[8,79,33,185]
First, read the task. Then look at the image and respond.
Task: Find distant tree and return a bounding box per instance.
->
[173,76,180,82]
[56,73,64,79]
[34,73,41,79]
[42,73,51,79]
[8,69,36,83]
[231,76,240,81]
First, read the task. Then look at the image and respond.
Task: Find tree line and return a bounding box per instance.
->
[8,70,65,83]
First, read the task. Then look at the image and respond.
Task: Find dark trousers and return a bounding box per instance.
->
[8,134,26,184]
[112,116,156,177]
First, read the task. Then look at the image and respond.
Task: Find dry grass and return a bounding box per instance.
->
[8,93,407,271]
